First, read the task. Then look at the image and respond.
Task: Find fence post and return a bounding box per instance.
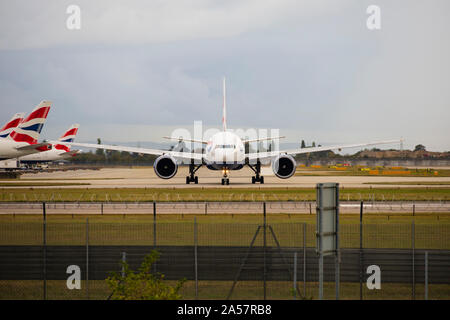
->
[43,202,47,300]
[153,201,157,274]
[86,218,89,300]
[121,252,126,277]
[293,252,297,300]
[153,201,157,248]
[425,251,428,300]
[360,201,364,300]
[412,221,415,300]
[303,223,306,297]
[194,217,198,300]
[263,202,267,300]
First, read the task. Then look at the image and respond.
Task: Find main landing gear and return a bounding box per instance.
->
[248,160,264,184]
[186,161,201,184]
[221,168,230,185]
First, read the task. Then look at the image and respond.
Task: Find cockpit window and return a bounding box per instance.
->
[215,144,236,149]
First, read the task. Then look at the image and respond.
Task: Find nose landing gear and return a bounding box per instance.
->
[221,168,230,185]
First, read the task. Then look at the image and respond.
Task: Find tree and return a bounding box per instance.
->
[301,140,306,148]
[414,144,426,152]
[312,141,316,148]
[106,250,185,300]
[96,138,104,156]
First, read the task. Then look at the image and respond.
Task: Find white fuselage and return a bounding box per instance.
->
[204,131,245,170]
[0,139,39,160]
[18,148,70,163]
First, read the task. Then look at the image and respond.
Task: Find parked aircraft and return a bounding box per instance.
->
[19,124,80,163]
[0,101,52,160]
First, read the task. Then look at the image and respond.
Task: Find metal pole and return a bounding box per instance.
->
[153,201,157,248]
[121,252,126,277]
[335,184,340,301]
[153,201,157,274]
[412,221,415,300]
[263,202,267,300]
[86,218,89,300]
[425,251,428,300]
[43,202,47,300]
[317,186,323,300]
[303,223,306,297]
[293,252,297,300]
[360,200,363,300]
[194,217,198,300]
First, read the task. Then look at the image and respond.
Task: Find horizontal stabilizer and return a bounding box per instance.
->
[16,142,52,152]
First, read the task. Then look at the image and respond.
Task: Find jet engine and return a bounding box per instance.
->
[271,154,296,179]
[153,155,178,179]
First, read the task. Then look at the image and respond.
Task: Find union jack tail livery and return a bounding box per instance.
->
[55,124,80,152]
[0,112,25,138]
[8,101,51,144]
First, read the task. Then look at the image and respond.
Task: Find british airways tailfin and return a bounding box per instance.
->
[55,124,80,152]
[0,112,25,138]
[8,101,52,144]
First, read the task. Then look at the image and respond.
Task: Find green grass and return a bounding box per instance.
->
[295,167,450,177]
[0,182,90,187]
[1,280,449,300]
[0,187,449,202]
[364,182,450,186]
[0,214,448,249]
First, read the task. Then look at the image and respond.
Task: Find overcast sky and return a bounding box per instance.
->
[0,0,449,152]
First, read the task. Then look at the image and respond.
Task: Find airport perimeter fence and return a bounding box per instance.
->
[1,200,450,215]
[0,215,449,300]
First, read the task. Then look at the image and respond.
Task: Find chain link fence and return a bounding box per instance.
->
[0,214,449,300]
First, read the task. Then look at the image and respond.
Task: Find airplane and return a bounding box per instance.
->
[19,124,80,164]
[0,112,25,138]
[0,101,53,160]
[65,79,401,185]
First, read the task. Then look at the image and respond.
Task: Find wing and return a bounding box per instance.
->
[62,142,204,161]
[242,136,285,144]
[163,136,208,144]
[246,139,402,161]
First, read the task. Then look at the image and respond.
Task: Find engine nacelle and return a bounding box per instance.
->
[153,155,178,179]
[271,154,296,179]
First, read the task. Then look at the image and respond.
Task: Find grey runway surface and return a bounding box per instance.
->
[3,166,450,189]
[0,201,448,215]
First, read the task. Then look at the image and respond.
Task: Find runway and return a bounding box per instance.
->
[4,166,450,189]
[0,201,448,215]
